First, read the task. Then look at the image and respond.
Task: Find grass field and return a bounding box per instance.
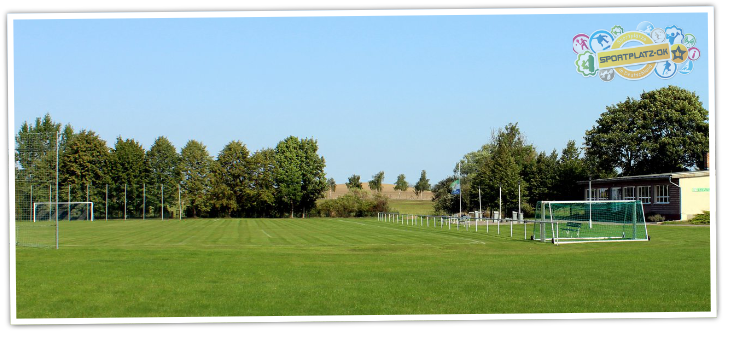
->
[387,200,435,215]
[15,218,710,318]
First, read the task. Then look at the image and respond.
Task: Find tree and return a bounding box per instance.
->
[432,176,459,214]
[180,140,213,218]
[109,137,147,218]
[59,130,110,217]
[210,141,249,217]
[247,148,277,217]
[584,86,709,176]
[555,140,589,201]
[346,174,363,190]
[414,170,430,199]
[146,136,181,217]
[394,174,408,199]
[274,136,327,218]
[326,177,337,198]
[471,123,534,215]
[15,114,74,183]
[368,171,384,192]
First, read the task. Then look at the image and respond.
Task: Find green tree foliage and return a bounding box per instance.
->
[274,136,327,218]
[180,140,213,218]
[346,174,363,190]
[368,171,385,192]
[109,137,148,218]
[247,148,278,217]
[210,141,250,217]
[555,140,588,201]
[59,130,110,217]
[414,170,430,199]
[432,176,459,214]
[145,136,181,218]
[471,123,535,215]
[15,114,74,183]
[584,86,709,176]
[394,174,408,199]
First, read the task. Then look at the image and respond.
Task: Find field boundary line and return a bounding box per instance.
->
[261,229,273,238]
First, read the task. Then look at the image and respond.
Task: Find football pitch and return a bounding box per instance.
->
[15,218,710,318]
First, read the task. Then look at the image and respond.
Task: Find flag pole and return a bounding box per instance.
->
[458,162,462,216]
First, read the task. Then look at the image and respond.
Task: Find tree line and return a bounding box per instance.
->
[432,86,709,216]
[15,114,327,218]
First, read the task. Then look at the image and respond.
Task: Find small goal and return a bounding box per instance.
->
[34,202,94,222]
[532,200,649,244]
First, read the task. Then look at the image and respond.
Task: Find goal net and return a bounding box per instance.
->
[34,202,94,221]
[532,200,649,244]
[15,131,59,248]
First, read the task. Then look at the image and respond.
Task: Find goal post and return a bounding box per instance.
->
[532,200,649,244]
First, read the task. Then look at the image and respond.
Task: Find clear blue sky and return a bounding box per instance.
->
[12,11,710,184]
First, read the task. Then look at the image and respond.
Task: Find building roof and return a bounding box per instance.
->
[577,170,710,184]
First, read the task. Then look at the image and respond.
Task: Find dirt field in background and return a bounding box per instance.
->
[325,183,433,201]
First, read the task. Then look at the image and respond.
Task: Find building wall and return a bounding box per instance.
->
[678,176,710,220]
[582,179,681,220]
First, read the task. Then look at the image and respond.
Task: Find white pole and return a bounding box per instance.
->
[87,182,90,221]
[510,219,513,237]
[589,177,593,229]
[30,184,33,222]
[478,186,482,221]
[518,182,521,222]
[498,185,501,234]
[55,132,59,249]
[458,163,462,216]
[486,219,489,233]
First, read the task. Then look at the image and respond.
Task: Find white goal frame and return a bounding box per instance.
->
[33,201,94,222]
[537,200,649,244]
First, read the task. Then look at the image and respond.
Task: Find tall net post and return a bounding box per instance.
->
[14,131,59,248]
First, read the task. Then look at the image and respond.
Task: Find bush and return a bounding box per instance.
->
[315,189,390,218]
[647,214,666,223]
[689,211,710,225]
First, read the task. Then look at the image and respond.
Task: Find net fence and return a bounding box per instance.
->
[15,132,58,248]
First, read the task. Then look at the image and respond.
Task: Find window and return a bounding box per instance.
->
[611,187,622,200]
[638,186,651,204]
[655,185,670,204]
[597,188,608,200]
[623,187,636,200]
[585,188,605,200]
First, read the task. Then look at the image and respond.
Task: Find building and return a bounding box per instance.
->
[578,170,710,221]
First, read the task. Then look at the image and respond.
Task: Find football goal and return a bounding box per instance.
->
[34,201,94,222]
[532,200,649,244]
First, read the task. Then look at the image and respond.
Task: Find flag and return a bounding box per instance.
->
[450,179,461,195]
